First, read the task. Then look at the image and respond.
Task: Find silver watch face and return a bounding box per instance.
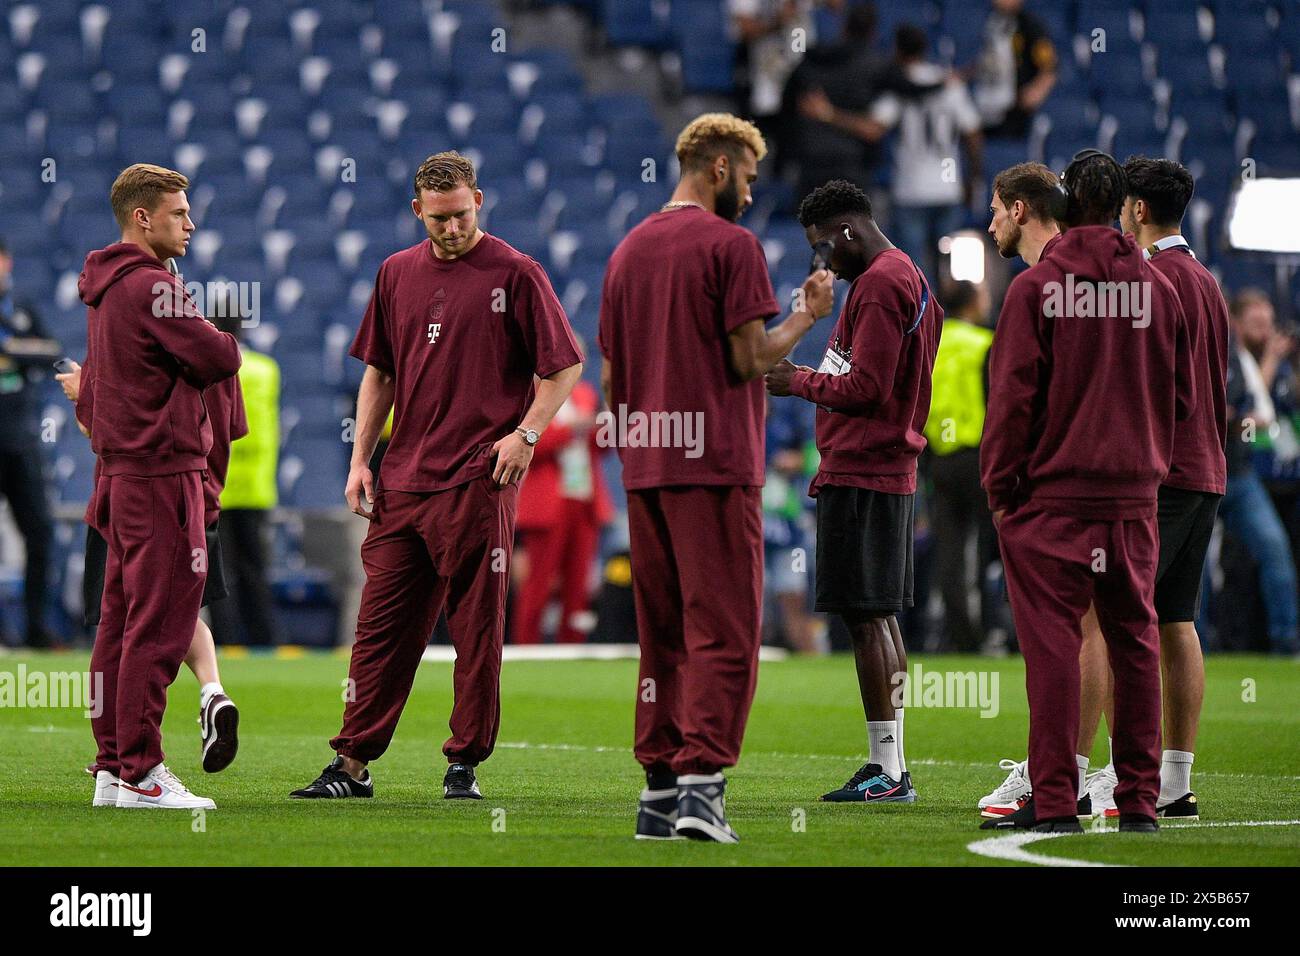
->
[523,429,539,445]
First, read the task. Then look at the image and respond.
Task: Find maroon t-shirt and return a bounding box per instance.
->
[791,249,942,496]
[204,373,249,522]
[598,206,779,489]
[350,233,582,492]
[1148,245,1229,496]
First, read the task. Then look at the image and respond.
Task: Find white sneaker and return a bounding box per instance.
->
[116,763,216,810]
[978,758,1032,818]
[92,769,121,807]
[1084,764,1119,818]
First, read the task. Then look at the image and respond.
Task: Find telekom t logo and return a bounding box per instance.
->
[428,323,442,343]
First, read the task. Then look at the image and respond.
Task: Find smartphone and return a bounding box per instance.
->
[53,357,76,374]
[810,239,834,274]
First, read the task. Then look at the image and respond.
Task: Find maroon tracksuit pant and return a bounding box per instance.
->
[331,475,517,766]
[627,485,763,776]
[998,503,1162,820]
[89,471,208,784]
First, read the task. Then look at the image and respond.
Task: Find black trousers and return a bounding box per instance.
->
[0,446,52,646]
[208,508,280,646]
[929,447,999,652]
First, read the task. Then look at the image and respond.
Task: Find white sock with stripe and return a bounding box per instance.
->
[1076,753,1090,799]
[868,721,901,780]
[896,707,908,775]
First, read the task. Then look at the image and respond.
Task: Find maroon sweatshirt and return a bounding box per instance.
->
[76,243,241,480]
[790,248,942,496]
[1148,244,1229,496]
[981,227,1195,520]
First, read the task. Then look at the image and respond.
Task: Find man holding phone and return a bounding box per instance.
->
[767,179,942,805]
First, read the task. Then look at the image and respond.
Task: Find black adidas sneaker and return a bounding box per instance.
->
[980,796,1083,832]
[290,756,373,798]
[1156,791,1199,821]
[444,763,482,799]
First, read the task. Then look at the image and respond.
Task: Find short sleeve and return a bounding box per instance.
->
[348,261,395,375]
[720,231,780,333]
[515,261,583,378]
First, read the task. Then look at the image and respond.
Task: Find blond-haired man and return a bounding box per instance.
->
[292,152,582,802]
[78,163,242,810]
[600,114,833,842]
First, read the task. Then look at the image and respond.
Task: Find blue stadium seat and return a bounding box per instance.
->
[601,0,672,49]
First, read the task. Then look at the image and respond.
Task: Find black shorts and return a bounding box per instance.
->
[1154,485,1221,625]
[83,520,228,628]
[814,486,914,616]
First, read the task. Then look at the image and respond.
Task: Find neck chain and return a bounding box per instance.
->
[661,200,705,212]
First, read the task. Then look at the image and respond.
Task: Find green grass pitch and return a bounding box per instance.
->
[2,650,1297,866]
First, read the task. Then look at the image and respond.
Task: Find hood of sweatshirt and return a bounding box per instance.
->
[1042,225,1144,284]
[78,242,168,308]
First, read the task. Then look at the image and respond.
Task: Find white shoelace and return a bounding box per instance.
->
[990,758,1029,799]
[153,764,193,796]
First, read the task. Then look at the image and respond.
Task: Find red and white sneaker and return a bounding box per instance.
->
[116,764,216,810]
[1084,764,1120,818]
[978,758,1032,818]
[92,768,121,807]
[199,693,239,773]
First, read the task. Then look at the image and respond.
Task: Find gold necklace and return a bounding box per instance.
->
[660,200,705,212]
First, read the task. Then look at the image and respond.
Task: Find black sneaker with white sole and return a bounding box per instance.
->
[444,763,482,799]
[1156,791,1199,821]
[979,795,1082,832]
[289,756,373,798]
[200,693,239,773]
[635,787,682,840]
[675,773,739,843]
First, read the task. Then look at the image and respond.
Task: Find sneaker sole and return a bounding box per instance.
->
[823,791,917,804]
[117,800,216,811]
[444,791,482,800]
[202,701,240,773]
[634,832,686,841]
[675,815,739,844]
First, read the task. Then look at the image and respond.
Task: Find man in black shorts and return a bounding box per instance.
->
[1077,158,1227,821]
[766,180,941,802]
[60,287,247,790]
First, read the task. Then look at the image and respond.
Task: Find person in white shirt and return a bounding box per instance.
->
[870,24,983,281]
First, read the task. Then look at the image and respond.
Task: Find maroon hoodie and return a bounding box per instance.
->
[76,243,241,480]
[981,226,1195,520]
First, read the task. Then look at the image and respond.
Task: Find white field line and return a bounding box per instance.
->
[967,819,1300,867]
[494,741,1300,782]
[421,644,790,663]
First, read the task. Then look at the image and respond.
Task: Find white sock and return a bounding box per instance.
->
[199,682,224,709]
[895,708,908,774]
[1160,750,1194,802]
[868,721,901,779]
[1076,754,1090,798]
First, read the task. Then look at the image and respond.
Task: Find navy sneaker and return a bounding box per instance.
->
[290,756,373,799]
[821,763,915,803]
[444,763,482,799]
[1119,813,1159,833]
[675,773,739,843]
[901,770,918,800]
[635,787,683,840]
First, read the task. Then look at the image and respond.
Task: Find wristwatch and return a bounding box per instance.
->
[515,426,540,446]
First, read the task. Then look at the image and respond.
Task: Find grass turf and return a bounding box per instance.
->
[1,650,1297,866]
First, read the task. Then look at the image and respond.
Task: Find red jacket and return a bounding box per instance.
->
[76,243,241,479]
[517,381,613,531]
[981,227,1195,519]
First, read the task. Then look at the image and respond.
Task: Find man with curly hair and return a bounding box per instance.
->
[767,179,942,805]
[601,114,833,842]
